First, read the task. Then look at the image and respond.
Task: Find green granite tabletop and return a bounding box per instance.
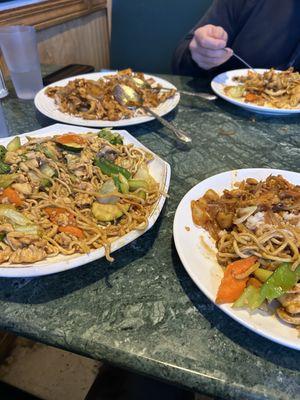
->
[0,71,299,400]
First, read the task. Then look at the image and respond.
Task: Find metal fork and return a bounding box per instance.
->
[154,87,216,101]
[232,52,256,72]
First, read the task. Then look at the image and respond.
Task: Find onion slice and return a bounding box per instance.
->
[233,206,257,225]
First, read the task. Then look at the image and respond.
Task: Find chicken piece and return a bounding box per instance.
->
[30,150,47,163]
[264,89,287,97]
[276,307,300,325]
[16,174,29,184]
[65,153,81,168]
[286,283,300,293]
[25,151,36,160]
[73,164,93,180]
[9,244,47,263]
[12,183,32,195]
[78,182,94,191]
[54,232,72,247]
[74,192,93,208]
[65,149,93,169]
[0,224,14,233]
[6,232,46,251]
[0,245,12,263]
[25,136,52,144]
[25,158,39,169]
[57,197,73,206]
[279,287,300,314]
[290,92,300,107]
[79,150,94,165]
[19,162,30,173]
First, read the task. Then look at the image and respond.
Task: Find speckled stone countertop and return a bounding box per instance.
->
[0,71,299,400]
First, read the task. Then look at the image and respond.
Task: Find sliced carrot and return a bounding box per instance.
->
[0,187,22,206]
[228,256,258,275]
[58,226,84,238]
[216,256,258,304]
[55,134,86,145]
[44,206,66,218]
[245,93,259,102]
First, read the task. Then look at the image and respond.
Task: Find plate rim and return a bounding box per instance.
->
[173,168,300,350]
[0,123,171,278]
[34,71,180,127]
[211,68,300,115]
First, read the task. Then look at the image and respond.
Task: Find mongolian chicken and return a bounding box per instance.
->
[45,68,176,121]
[224,68,300,109]
[191,175,300,332]
[0,129,161,264]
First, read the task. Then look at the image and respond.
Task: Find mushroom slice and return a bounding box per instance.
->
[278,292,300,314]
[276,307,300,325]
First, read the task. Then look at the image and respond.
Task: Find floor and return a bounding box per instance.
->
[0,335,216,400]
[0,337,101,400]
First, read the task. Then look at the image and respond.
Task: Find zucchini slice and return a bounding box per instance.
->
[0,173,18,188]
[128,179,148,191]
[55,141,83,152]
[7,136,21,152]
[92,202,130,222]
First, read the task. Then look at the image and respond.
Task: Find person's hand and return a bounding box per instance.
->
[189,24,233,70]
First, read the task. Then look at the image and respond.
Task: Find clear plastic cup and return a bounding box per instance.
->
[0,102,9,137]
[0,26,43,100]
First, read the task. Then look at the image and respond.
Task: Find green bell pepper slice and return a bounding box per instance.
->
[94,158,131,180]
[98,129,123,145]
[128,179,148,191]
[260,263,300,301]
[0,145,7,160]
[0,161,10,174]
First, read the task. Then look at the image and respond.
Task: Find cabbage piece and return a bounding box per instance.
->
[97,179,119,204]
[224,85,245,98]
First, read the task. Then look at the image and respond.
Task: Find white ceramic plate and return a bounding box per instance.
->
[174,168,300,350]
[34,71,180,127]
[0,123,170,278]
[211,69,300,115]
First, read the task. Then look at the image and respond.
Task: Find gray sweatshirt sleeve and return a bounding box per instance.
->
[172,0,246,76]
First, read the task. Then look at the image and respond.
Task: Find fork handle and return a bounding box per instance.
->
[143,106,191,143]
[179,90,217,100]
[157,87,216,100]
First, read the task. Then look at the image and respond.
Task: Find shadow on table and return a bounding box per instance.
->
[171,240,300,373]
[36,108,192,152]
[214,101,300,124]
[0,204,165,305]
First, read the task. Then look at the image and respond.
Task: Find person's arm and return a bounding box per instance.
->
[172,0,246,76]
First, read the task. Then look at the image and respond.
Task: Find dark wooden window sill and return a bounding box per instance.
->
[0,0,107,30]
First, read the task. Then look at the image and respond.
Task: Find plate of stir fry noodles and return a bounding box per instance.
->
[211,68,300,115]
[0,124,170,277]
[35,69,179,127]
[174,169,300,350]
